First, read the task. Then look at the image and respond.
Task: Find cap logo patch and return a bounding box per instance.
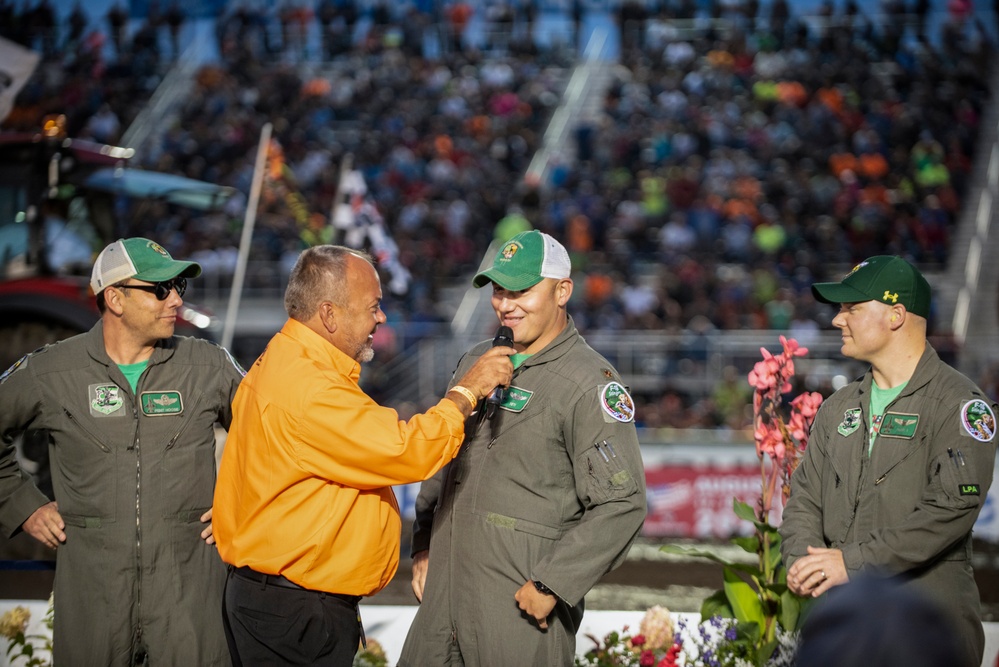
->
[148,241,169,256]
[600,381,635,423]
[882,291,898,303]
[960,399,996,442]
[500,242,522,261]
[90,383,125,416]
[848,261,869,275]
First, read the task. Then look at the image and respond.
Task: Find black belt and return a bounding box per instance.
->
[232,566,360,604]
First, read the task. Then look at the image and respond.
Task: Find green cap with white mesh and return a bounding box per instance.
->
[90,238,201,294]
[472,231,571,291]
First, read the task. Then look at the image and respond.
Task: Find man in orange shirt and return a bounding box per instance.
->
[212,246,513,666]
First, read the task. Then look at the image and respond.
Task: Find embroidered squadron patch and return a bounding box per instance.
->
[960,484,981,496]
[600,382,635,423]
[960,399,996,442]
[838,408,862,436]
[140,391,184,416]
[90,384,125,416]
[498,386,533,413]
[879,412,919,439]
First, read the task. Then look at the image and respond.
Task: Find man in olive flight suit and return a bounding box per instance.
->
[0,238,244,665]
[400,231,647,666]
[781,255,997,667]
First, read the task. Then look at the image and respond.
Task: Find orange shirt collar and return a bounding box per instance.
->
[280,317,361,383]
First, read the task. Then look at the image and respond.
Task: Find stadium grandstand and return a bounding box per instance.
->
[2,0,998,432]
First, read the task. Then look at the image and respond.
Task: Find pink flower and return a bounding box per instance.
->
[790,391,823,419]
[754,423,785,459]
[787,412,808,442]
[780,335,809,358]
[748,357,781,390]
[750,338,824,514]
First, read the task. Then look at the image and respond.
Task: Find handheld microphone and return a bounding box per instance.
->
[485,325,514,419]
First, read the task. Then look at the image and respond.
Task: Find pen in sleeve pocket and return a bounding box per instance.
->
[594,442,610,462]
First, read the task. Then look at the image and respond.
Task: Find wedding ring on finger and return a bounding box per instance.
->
[821,570,826,579]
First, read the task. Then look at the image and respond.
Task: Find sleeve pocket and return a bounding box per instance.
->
[579,445,639,505]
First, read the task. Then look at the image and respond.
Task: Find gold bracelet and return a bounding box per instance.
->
[449,385,477,411]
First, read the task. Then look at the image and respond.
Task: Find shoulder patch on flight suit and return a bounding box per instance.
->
[838,408,862,436]
[140,391,184,416]
[600,382,635,423]
[215,343,247,377]
[879,412,919,439]
[960,399,996,442]
[0,354,29,384]
[90,383,125,416]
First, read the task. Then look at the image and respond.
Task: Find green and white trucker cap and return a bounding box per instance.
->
[811,255,931,318]
[472,230,571,291]
[90,238,201,294]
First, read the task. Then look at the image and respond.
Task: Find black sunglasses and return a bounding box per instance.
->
[118,277,187,300]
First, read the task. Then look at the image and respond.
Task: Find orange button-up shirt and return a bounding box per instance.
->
[213,318,466,596]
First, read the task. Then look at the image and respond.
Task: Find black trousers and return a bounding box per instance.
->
[223,568,361,666]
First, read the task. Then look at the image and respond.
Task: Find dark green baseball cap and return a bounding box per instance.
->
[472,230,571,291]
[811,255,931,317]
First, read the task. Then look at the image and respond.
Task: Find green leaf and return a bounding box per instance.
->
[756,638,779,667]
[769,531,782,550]
[780,589,800,632]
[734,619,762,644]
[723,568,766,625]
[701,590,734,620]
[732,535,760,553]
[733,499,758,522]
[767,543,782,572]
[794,594,818,631]
[659,544,736,569]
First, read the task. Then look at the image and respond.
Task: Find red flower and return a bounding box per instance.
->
[639,649,656,666]
[658,643,682,667]
[631,634,646,647]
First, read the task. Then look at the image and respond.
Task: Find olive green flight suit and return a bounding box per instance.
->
[400,319,647,666]
[0,322,243,666]
[781,345,997,667]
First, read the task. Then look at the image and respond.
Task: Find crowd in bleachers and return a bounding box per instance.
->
[1,1,996,428]
[557,2,992,338]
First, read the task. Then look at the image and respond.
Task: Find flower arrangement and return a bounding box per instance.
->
[579,336,822,667]
[0,596,53,667]
[575,605,679,667]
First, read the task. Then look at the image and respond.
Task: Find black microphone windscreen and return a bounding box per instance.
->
[493,326,514,347]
